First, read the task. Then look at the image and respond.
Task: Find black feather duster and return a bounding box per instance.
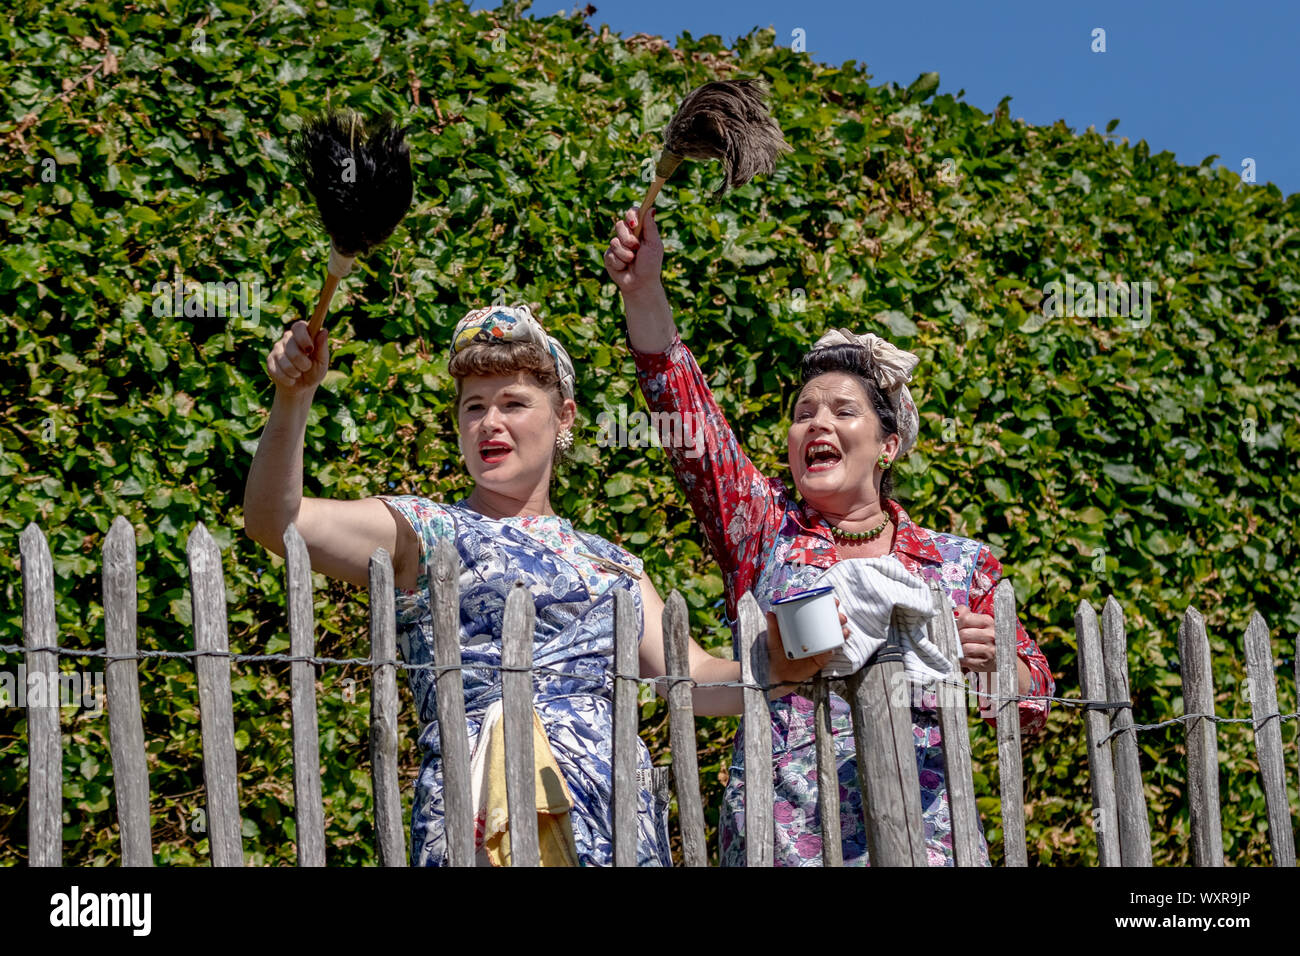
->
[634,78,791,237]
[291,109,414,336]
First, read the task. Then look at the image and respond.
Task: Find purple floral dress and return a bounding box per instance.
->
[632,334,1055,866]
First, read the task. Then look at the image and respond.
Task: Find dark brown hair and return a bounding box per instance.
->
[798,344,901,500]
[449,339,564,410]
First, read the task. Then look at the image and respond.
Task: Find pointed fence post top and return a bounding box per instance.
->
[994,577,1017,612]
[104,515,136,557]
[736,589,763,626]
[663,589,689,632]
[1242,611,1273,663]
[282,521,306,552]
[19,522,49,558]
[736,590,767,677]
[612,587,637,670]
[1177,604,1210,659]
[1245,610,1270,638]
[186,522,222,578]
[108,513,135,535]
[187,521,214,552]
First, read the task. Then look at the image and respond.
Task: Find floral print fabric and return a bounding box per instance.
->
[375,495,671,867]
[632,334,1055,866]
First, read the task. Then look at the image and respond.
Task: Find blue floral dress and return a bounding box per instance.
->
[376,496,672,867]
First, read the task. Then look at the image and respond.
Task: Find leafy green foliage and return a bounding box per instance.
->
[1,0,1296,865]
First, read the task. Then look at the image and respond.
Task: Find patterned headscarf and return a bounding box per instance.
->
[809,328,920,456]
[450,304,576,400]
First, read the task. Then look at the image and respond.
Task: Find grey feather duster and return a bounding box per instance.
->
[634,78,791,236]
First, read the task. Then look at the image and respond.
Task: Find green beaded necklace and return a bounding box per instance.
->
[828,516,891,543]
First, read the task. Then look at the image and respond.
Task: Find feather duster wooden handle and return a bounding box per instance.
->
[633,152,683,240]
[292,110,413,339]
[307,247,355,338]
[633,79,790,239]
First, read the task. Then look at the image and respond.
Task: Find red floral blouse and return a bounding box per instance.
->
[632,333,1053,734]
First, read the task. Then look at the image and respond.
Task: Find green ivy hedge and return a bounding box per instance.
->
[1,0,1296,865]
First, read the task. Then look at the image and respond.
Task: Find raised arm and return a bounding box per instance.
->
[243,320,420,590]
[604,209,779,595]
[604,207,675,353]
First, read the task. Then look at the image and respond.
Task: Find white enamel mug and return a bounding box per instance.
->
[770,586,844,660]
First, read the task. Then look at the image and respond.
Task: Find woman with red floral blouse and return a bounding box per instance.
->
[603,208,1055,866]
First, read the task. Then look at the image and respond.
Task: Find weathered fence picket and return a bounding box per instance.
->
[845,605,927,866]
[994,580,1027,867]
[1177,606,1223,867]
[501,582,539,866]
[1074,600,1119,866]
[20,524,60,867]
[1101,596,1152,866]
[285,525,326,867]
[738,591,774,867]
[366,547,405,867]
[430,539,473,867]
[812,676,843,867]
[612,587,640,866]
[188,523,244,867]
[928,585,981,867]
[103,517,153,867]
[662,590,707,867]
[1242,612,1296,867]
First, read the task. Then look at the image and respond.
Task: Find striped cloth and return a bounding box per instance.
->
[815,555,957,682]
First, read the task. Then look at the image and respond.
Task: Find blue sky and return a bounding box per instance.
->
[487,0,1299,196]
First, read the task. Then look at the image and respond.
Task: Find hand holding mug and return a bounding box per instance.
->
[955,604,996,673]
[766,598,850,688]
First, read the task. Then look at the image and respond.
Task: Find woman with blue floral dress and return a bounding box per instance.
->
[605,208,1056,866]
[244,303,832,866]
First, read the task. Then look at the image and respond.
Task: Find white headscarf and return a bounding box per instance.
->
[809,328,920,456]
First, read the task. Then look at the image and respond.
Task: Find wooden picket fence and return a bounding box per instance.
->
[10,516,1298,866]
